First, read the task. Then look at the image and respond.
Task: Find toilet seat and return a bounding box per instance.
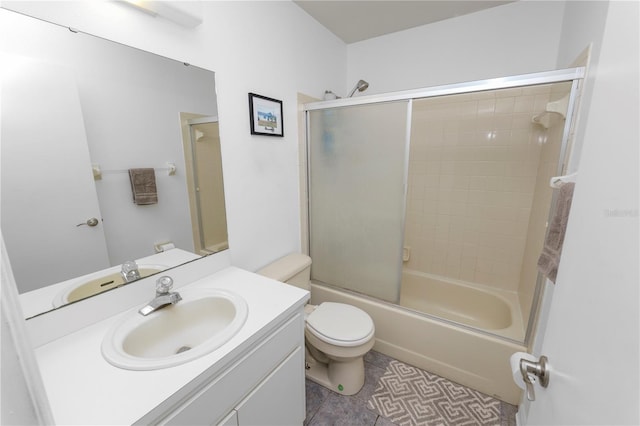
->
[306,302,374,347]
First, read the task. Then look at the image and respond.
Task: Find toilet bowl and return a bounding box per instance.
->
[257,253,375,395]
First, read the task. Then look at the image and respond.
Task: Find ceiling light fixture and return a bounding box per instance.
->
[119,0,203,28]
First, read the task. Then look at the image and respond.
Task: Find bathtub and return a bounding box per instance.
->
[310,275,528,405]
[399,269,524,341]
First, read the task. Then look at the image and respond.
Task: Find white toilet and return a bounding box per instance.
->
[258,253,375,395]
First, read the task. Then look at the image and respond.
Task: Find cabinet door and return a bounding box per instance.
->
[235,347,304,426]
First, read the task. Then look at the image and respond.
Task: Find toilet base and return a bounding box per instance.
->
[304,346,366,396]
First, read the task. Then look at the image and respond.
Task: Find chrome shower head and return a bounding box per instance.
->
[347,79,369,97]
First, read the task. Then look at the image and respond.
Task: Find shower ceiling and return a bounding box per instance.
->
[293,0,515,43]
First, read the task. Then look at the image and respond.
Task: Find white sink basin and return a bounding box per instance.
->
[101,288,248,370]
[52,264,167,307]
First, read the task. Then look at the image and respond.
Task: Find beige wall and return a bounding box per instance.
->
[404,83,568,293]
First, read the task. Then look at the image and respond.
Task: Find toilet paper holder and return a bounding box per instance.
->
[520,355,550,401]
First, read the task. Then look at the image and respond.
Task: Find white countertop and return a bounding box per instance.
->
[34,266,309,425]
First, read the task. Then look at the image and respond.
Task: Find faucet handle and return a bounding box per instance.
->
[155,276,174,294]
[122,260,138,273]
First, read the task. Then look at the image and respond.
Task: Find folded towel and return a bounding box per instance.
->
[537,182,575,283]
[128,168,158,205]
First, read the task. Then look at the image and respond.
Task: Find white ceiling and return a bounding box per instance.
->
[294,0,514,44]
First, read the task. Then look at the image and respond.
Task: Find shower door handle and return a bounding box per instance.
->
[520,355,550,401]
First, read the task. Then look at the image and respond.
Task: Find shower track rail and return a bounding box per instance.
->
[304,67,585,111]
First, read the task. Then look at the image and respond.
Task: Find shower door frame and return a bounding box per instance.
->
[305,68,584,111]
[304,66,585,345]
[305,100,414,303]
[184,115,226,255]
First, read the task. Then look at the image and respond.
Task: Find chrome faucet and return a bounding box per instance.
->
[121,260,141,283]
[138,276,182,316]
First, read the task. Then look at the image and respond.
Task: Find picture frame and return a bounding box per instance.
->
[248,93,284,137]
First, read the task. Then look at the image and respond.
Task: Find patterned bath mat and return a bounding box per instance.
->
[367,359,501,425]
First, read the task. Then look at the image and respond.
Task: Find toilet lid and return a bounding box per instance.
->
[306,302,374,347]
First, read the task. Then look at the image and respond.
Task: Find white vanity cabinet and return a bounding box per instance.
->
[232,347,303,425]
[147,310,306,426]
[33,267,310,425]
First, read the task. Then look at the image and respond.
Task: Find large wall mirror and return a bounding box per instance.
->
[1,10,228,318]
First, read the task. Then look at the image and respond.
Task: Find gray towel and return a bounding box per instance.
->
[537,182,575,283]
[128,168,158,205]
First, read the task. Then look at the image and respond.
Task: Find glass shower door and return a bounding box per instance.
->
[307,101,410,303]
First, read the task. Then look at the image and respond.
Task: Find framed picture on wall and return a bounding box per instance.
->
[248,93,284,137]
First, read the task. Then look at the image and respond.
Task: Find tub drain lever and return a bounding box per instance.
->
[519,355,550,401]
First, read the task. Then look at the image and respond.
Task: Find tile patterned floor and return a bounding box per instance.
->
[305,351,517,426]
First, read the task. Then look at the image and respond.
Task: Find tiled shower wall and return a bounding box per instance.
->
[404,85,564,293]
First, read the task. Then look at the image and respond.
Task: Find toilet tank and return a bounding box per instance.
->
[257,253,312,291]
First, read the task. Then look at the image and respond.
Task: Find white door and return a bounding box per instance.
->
[524,2,639,424]
[1,56,111,293]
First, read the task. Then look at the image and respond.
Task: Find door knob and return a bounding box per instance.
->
[520,355,550,401]
[77,217,99,227]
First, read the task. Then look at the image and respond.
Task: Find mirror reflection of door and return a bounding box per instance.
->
[1,56,111,291]
[180,114,228,255]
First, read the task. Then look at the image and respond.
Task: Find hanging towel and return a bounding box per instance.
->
[537,182,575,283]
[128,168,158,205]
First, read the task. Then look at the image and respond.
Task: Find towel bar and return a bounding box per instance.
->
[92,162,176,180]
[549,172,577,188]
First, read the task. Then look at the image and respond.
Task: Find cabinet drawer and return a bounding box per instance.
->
[162,313,303,425]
